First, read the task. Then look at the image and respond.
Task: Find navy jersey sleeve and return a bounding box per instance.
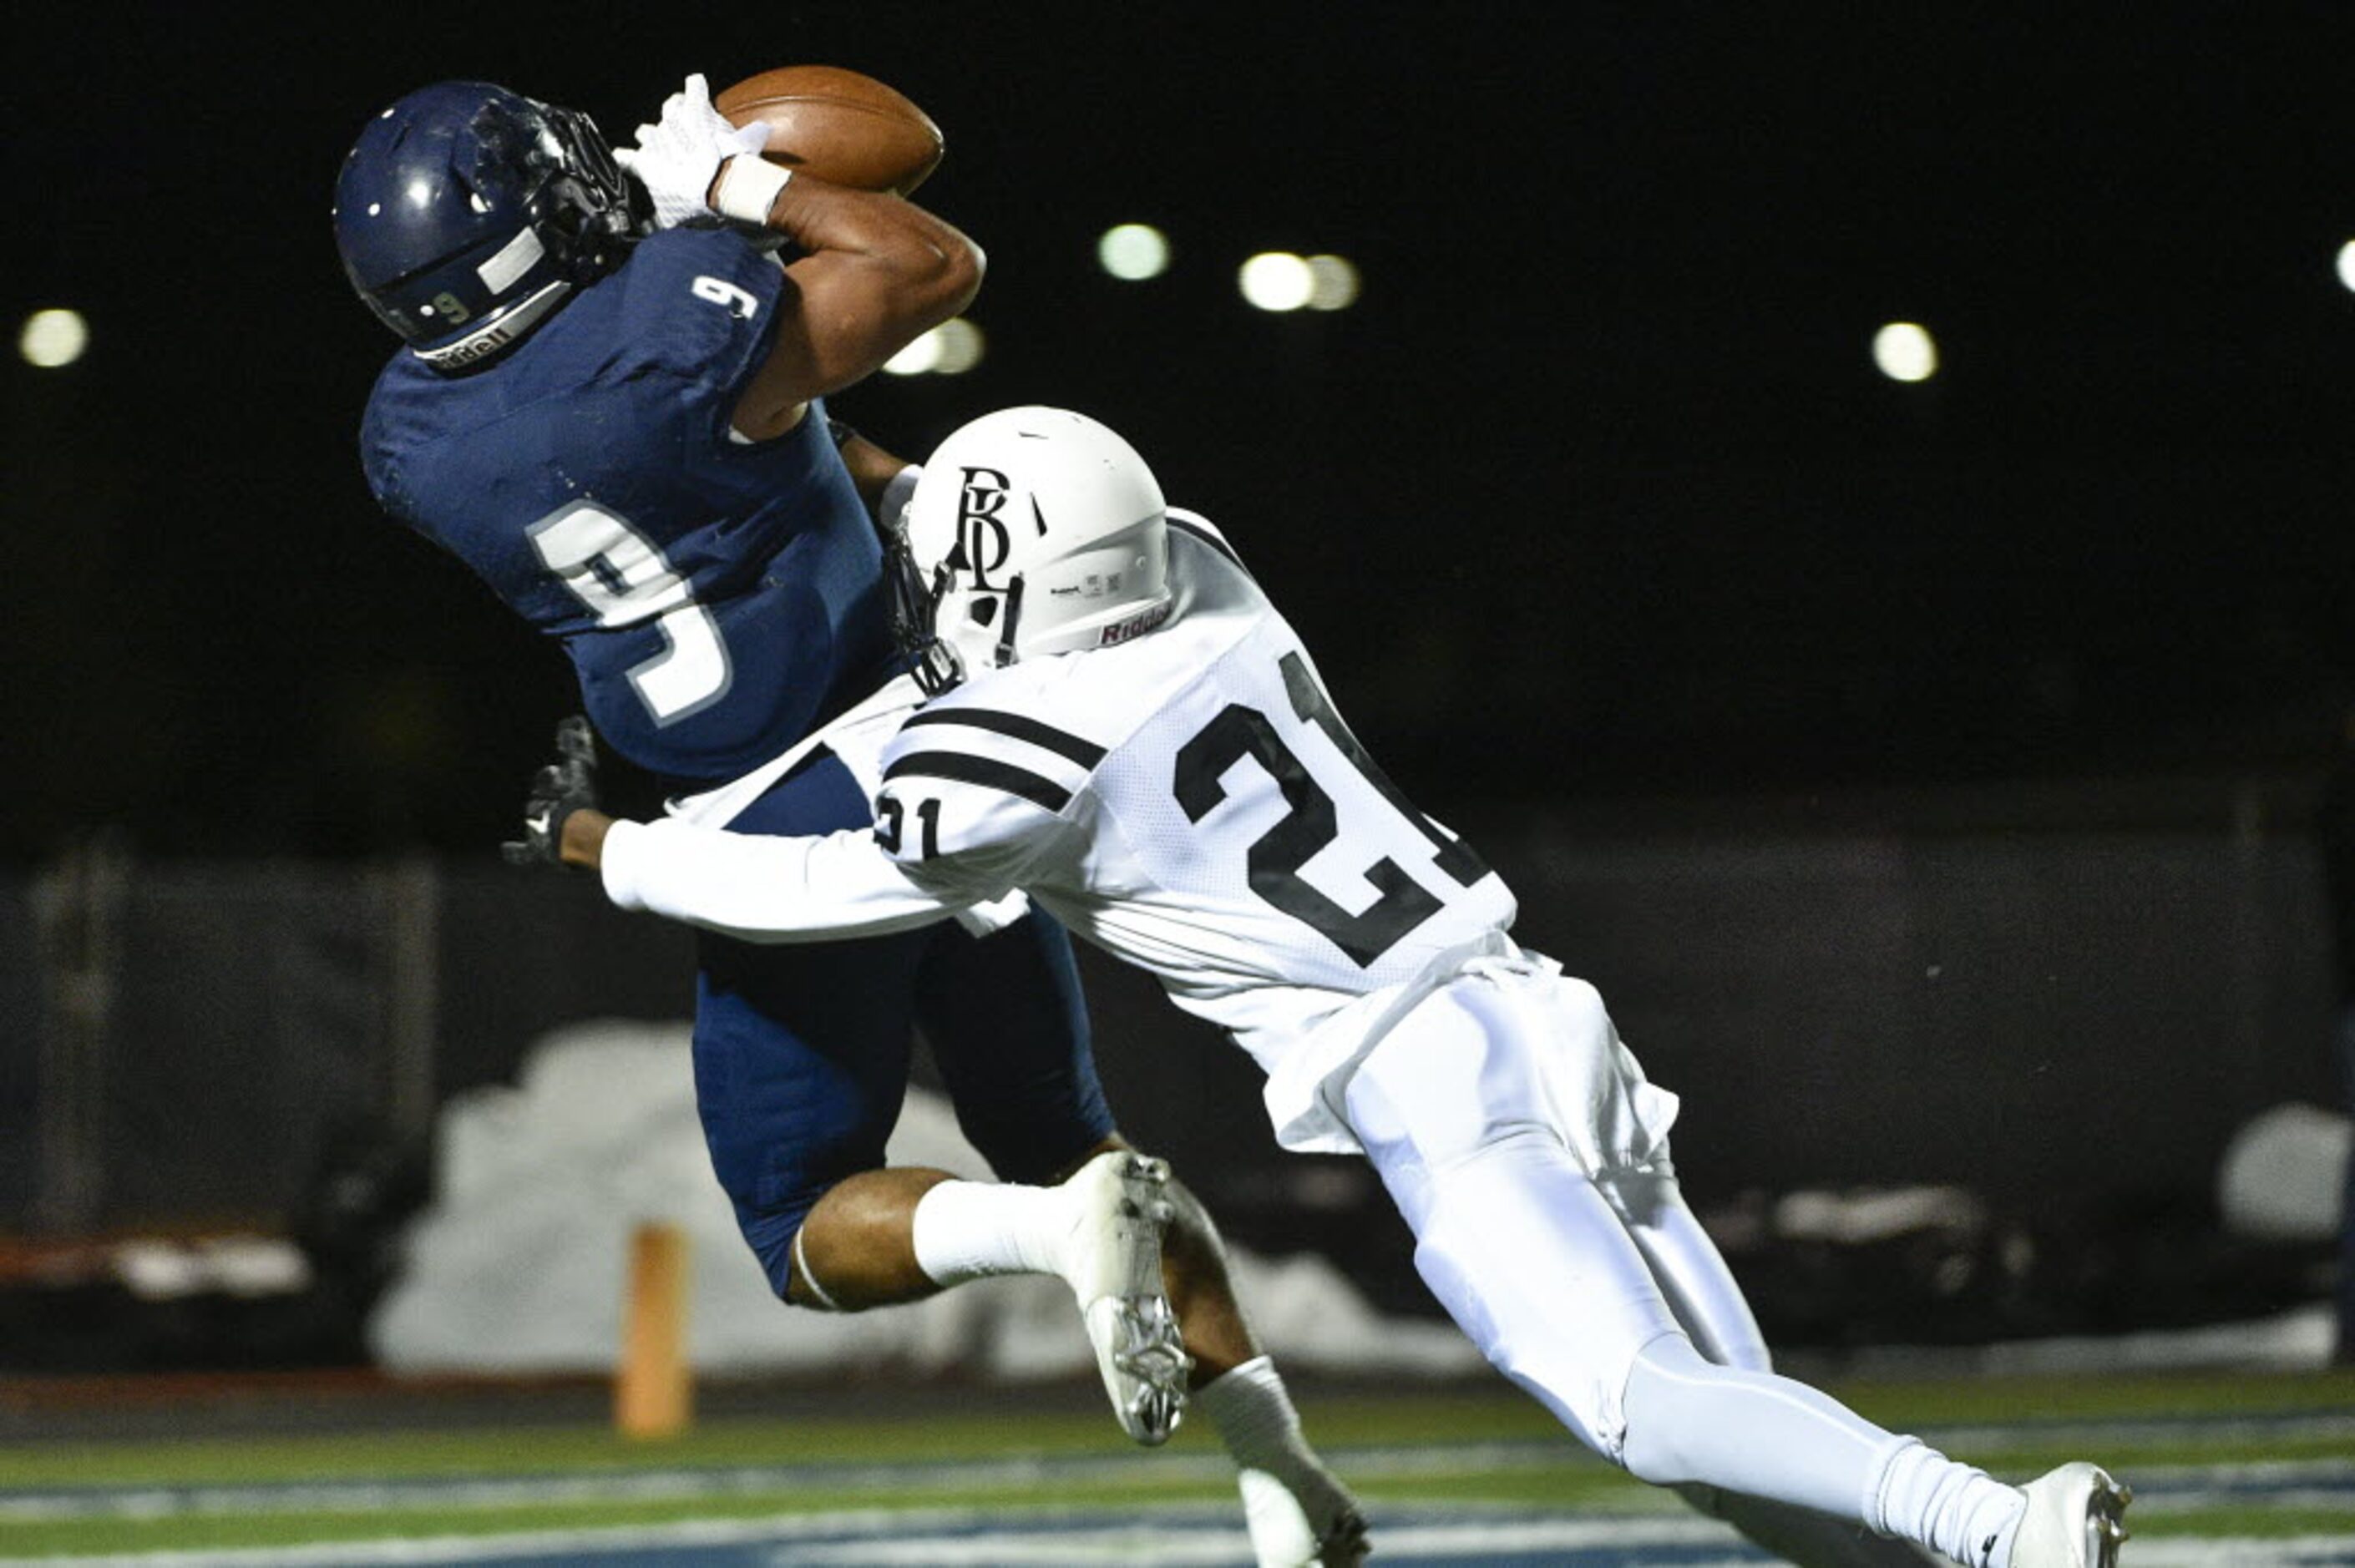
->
[600,225,785,430]
[359,227,782,528]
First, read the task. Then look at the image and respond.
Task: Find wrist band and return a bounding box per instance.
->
[712,156,793,225]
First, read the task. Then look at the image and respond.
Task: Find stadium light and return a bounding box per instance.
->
[883,331,941,376]
[1098,224,1170,281]
[2337,240,2355,294]
[1239,252,1314,312]
[19,307,89,368]
[1872,321,1938,383]
[883,317,985,377]
[1304,254,1360,311]
[929,317,985,375]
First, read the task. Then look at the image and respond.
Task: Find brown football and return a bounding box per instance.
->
[714,65,945,196]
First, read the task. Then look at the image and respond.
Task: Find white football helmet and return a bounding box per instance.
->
[889,407,1173,693]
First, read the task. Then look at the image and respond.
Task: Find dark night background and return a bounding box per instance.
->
[6,3,2354,864]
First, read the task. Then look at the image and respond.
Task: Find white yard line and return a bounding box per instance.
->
[3,1509,2352,1568]
[8,1414,2351,1525]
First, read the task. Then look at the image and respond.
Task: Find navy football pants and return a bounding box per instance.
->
[690,745,1116,1297]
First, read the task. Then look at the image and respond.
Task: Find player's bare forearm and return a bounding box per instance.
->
[560,809,613,870]
[767,177,981,301]
[737,178,981,419]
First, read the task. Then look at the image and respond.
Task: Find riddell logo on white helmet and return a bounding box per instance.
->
[1096,601,1173,647]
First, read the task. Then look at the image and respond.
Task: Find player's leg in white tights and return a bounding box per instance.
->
[1603,1169,1944,1566]
[1341,976,2026,1568]
[1595,1168,1769,1368]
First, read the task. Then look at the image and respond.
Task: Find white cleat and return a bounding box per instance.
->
[1062,1151,1191,1445]
[1237,1466,1371,1567]
[2008,1462,2132,1568]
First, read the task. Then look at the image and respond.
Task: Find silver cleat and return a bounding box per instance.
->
[1064,1151,1191,1444]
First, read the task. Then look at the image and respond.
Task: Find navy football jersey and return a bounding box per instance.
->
[361,224,897,785]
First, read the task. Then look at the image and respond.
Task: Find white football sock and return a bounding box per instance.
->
[1871,1438,2027,1568]
[1621,1333,1903,1519]
[908,1179,1071,1286]
[1199,1355,1321,1482]
[1614,1291,2028,1568]
[1198,1356,1360,1563]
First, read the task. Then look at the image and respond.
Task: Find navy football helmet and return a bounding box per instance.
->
[333,83,641,371]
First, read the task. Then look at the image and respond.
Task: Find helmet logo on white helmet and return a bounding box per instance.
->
[950,466,1016,589]
[896,407,1175,684]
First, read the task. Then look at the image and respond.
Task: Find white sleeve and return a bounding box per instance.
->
[599,817,969,943]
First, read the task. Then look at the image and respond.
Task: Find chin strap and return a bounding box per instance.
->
[994,574,1026,668]
[911,639,963,697]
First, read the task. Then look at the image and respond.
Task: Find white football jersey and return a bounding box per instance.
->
[602,513,1520,1150]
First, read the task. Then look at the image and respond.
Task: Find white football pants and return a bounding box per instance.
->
[1340,960,1950,1565]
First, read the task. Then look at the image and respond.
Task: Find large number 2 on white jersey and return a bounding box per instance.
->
[1175,650,1488,967]
[528,500,732,725]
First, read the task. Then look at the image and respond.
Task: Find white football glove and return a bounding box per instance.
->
[615,73,775,230]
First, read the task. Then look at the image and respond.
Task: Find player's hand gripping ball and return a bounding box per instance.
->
[715,65,945,195]
[502,716,604,870]
[618,73,773,230]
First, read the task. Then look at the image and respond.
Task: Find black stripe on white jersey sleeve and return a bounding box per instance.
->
[884,751,1074,813]
[871,746,1076,902]
[900,707,1107,768]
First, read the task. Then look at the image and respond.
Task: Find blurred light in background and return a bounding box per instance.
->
[1872,321,1939,382]
[883,316,985,377]
[19,307,89,368]
[1304,254,1360,311]
[1097,223,1170,281]
[1239,251,1315,311]
[2337,239,2355,293]
[929,318,985,375]
[882,334,939,376]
